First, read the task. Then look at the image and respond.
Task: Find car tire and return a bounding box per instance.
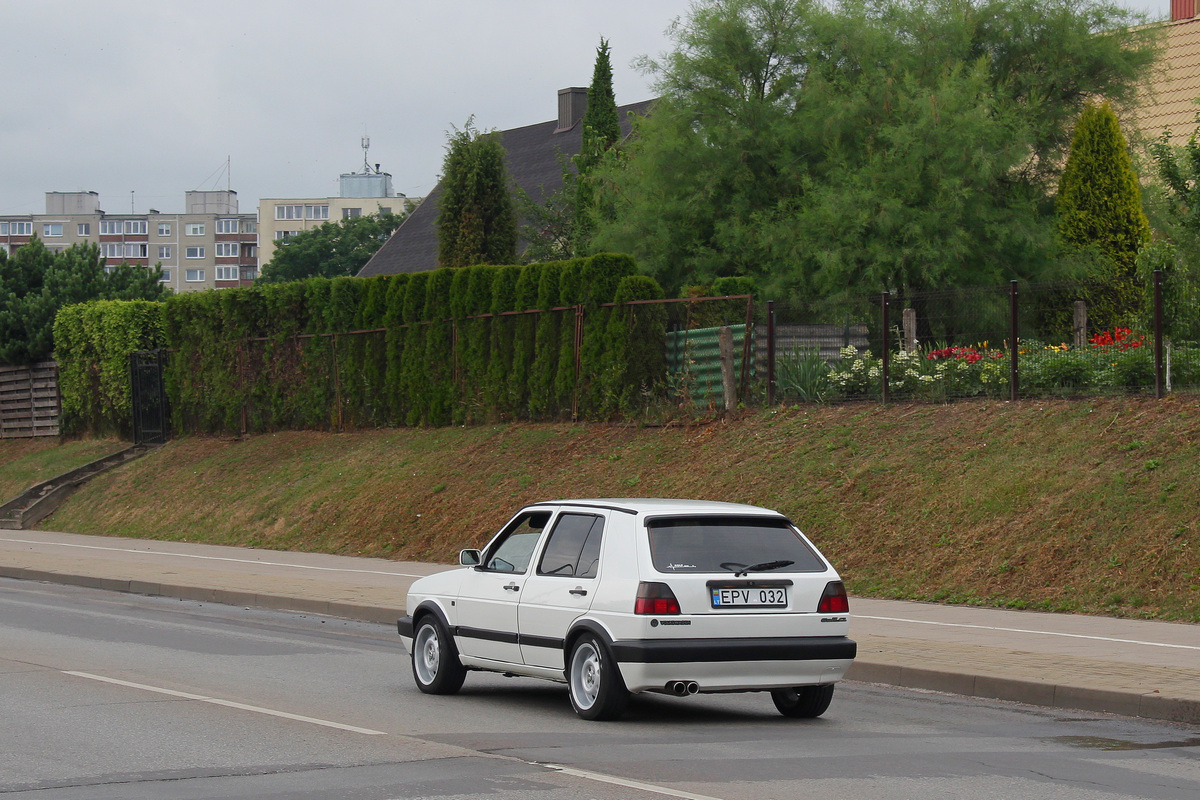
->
[566,634,629,720]
[411,614,467,695]
[771,684,835,718]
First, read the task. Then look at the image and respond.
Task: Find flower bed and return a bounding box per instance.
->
[811,330,1200,401]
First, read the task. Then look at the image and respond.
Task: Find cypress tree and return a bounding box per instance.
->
[436,120,518,268]
[574,39,620,255]
[1056,101,1150,326]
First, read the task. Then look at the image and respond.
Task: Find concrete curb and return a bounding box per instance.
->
[845,661,1200,725]
[0,565,404,626]
[4,564,1197,726]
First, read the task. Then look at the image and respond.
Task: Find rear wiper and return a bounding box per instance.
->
[719,560,794,577]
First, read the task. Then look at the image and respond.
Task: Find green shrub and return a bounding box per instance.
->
[54,300,166,437]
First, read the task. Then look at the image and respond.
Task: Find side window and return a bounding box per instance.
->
[537,514,604,579]
[484,511,550,574]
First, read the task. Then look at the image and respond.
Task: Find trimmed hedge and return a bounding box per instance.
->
[54,300,166,437]
[55,253,667,436]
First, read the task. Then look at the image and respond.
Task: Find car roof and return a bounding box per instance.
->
[526,498,785,517]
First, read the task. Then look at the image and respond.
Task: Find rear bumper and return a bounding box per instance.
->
[611,635,856,693]
[611,635,855,664]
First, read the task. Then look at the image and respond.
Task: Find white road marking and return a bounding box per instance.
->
[63,670,388,735]
[1,536,430,578]
[856,615,1200,651]
[542,763,730,800]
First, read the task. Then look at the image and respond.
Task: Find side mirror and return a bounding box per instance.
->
[459,549,481,567]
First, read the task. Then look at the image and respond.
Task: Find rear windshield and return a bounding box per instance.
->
[647,515,827,574]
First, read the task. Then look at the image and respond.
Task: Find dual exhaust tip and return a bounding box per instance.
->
[667,680,699,696]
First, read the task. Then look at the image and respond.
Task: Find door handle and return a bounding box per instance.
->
[503,583,520,592]
[569,587,588,596]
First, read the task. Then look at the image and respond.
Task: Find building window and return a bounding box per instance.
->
[158,223,171,236]
[186,223,205,236]
[244,220,257,234]
[242,266,258,280]
[185,246,205,259]
[185,269,205,282]
[124,243,148,259]
[216,266,239,281]
[215,242,239,257]
[77,223,91,236]
[103,243,124,259]
[305,204,329,220]
[158,245,172,259]
[274,230,296,242]
[275,205,303,220]
[5,221,33,236]
[100,220,122,235]
[243,244,257,259]
[159,269,171,282]
[124,219,147,235]
[342,208,362,220]
[216,218,239,234]
[43,223,63,237]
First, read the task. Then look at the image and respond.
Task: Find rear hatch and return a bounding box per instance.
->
[639,514,845,638]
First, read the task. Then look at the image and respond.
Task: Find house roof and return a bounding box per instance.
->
[1133,13,1200,145]
[358,93,654,278]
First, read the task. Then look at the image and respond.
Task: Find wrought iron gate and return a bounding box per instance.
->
[130,349,170,445]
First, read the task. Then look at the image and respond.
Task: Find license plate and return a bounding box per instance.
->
[710,587,787,608]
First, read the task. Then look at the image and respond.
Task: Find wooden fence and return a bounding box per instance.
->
[0,362,60,438]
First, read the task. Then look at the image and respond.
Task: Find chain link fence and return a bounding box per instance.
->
[168,274,1199,434]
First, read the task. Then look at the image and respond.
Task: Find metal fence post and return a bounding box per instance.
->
[1009,280,1019,402]
[1154,269,1164,399]
[881,291,890,404]
[739,296,754,402]
[767,300,776,406]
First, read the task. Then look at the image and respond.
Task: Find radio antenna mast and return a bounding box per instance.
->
[361,136,372,173]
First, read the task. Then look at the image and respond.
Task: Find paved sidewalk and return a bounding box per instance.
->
[2,529,1198,725]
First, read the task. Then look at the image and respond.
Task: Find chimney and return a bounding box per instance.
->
[1173,0,1196,20]
[556,87,588,133]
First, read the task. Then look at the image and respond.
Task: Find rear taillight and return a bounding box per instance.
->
[634,581,681,615]
[817,581,849,613]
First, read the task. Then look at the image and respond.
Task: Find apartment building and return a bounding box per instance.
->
[257,166,417,269]
[1,190,258,293]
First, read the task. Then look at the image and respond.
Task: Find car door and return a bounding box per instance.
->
[454,509,552,664]
[518,511,606,669]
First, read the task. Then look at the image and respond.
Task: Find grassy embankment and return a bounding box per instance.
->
[7,396,1199,622]
[0,438,126,501]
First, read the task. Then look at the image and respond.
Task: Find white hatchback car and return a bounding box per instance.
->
[397,499,856,720]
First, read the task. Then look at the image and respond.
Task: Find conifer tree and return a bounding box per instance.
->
[1057,100,1151,325]
[436,120,518,268]
[574,38,620,255]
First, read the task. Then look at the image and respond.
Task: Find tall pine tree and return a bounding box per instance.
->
[573,38,620,256]
[436,120,518,268]
[1057,100,1150,326]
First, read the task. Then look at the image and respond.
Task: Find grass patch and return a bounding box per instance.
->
[0,438,125,501]
[14,395,1200,623]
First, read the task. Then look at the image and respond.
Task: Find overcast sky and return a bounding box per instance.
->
[0,0,1172,217]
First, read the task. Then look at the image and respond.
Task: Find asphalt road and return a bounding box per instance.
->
[3,579,1199,800]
